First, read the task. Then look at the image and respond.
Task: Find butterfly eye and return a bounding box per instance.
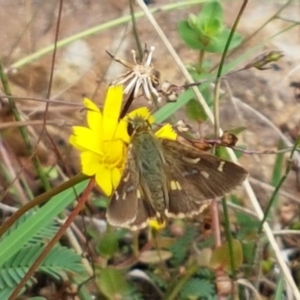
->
[127,122,135,136]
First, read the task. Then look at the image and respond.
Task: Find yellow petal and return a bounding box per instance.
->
[115,119,130,144]
[111,167,122,190]
[102,140,126,168]
[95,166,113,196]
[148,219,166,231]
[70,126,102,154]
[81,152,102,176]
[127,107,152,122]
[83,98,100,112]
[102,85,123,140]
[84,98,102,137]
[69,135,86,152]
[155,124,177,140]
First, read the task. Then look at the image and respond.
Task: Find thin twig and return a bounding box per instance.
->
[0,119,66,130]
[0,139,28,204]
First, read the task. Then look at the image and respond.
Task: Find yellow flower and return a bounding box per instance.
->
[69,85,176,197]
[70,85,129,196]
[148,219,166,231]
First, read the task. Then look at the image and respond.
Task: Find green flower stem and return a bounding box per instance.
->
[212,1,248,140]
[9,0,206,70]
[8,178,95,300]
[216,0,248,80]
[258,136,300,233]
[0,59,51,191]
[197,49,205,73]
[0,173,88,239]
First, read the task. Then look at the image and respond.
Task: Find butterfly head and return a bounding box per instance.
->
[127,115,152,137]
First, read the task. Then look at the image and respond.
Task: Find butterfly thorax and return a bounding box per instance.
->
[129,117,169,220]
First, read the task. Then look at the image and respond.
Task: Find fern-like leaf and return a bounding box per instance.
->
[180,278,215,299]
[0,244,86,298]
[170,226,197,267]
[0,211,59,245]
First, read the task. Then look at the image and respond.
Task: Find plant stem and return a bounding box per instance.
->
[197,49,205,73]
[129,0,143,60]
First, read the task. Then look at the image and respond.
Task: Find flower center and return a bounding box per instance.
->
[101,140,126,169]
[134,64,153,78]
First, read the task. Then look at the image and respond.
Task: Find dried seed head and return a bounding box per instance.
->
[108,46,161,104]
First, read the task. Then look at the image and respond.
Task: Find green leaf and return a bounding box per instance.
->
[242,241,256,264]
[0,210,60,247]
[138,250,172,264]
[270,140,285,206]
[203,18,222,36]
[197,1,223,31]
[97,232,119,259]
[98,268,129,300]
[186,99,208,122]
[154,82,211,124]
[180,278,215,299]
[178,20,204,50]
[187,13,198,31]
[145,271,167,289]
[202,28,242,53]
[178,1,226,51]
[0,181,88,267]
[226,126,247,136]
[235,211,259,240]
[210,239,243,272]
[274,276,284,300]
[218,145,245,160]
[93,196,109,208]
[170,226,197,267]
[271,140,284,187]
[0,244,86,298]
